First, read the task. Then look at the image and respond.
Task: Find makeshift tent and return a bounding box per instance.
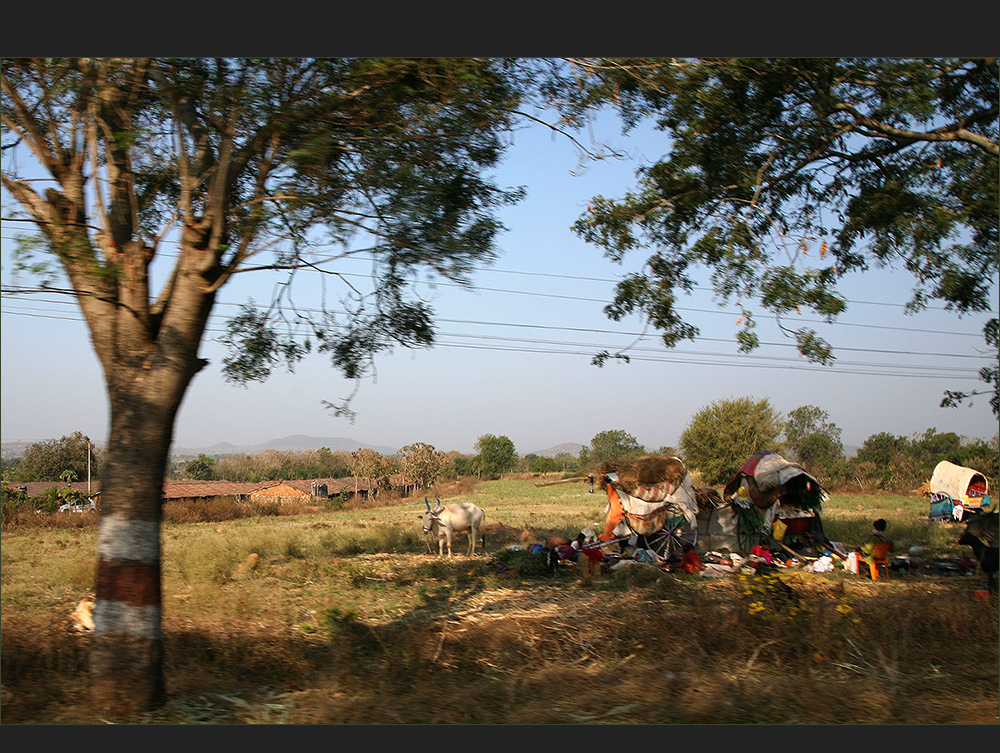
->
[724,451,827,510]
[720,451,830,555]
[702,505,741,553]
[928,461,991,521]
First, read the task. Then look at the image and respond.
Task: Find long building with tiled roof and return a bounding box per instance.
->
[4,475,415,504]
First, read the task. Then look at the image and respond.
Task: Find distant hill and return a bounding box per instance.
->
[4,435,586,460]
[1,441,34,459]
[171,434,397,458]
[531,442,583,458]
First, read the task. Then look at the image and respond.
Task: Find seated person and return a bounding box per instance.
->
[857,518,894,578]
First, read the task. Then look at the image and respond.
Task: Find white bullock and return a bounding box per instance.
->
[418,498,485,558]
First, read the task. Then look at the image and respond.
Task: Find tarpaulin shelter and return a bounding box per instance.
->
[928,460,991,521]
[720,451,829,555]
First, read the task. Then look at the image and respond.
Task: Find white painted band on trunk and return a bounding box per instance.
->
[94,600,163,641]
[97,516,161,561]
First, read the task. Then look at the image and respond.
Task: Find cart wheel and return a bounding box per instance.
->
[645,530,671,558]
[677,523,698,551]
[736,509,764,553]
[648,520,697,560]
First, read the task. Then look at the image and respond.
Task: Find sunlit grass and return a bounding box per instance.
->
[819,494,968,555]
[2,480,995,724]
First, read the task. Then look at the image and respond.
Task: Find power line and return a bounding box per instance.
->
[1,281,990,341]
[1,293,993,364]
[434,329,984,373]
[1,297,988,383]
[0,231,976,314]
[236,269,991,338]
[3,241,994,391]
[427,340,985,381]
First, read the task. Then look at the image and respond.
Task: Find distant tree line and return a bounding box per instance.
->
[6,415,995,497]
[518,453,581,475]
[2,433,522,489]
[169,448,354,483]
[576,398,998,495]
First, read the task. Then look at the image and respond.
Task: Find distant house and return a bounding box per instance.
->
[11,481,101,503]
[249,480,313,502]
[326,474,417,501]
[391,474,417,498]
[162,481,260,503]
[7,474,417,507]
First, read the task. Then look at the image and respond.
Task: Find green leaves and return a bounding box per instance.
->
[680,397,784,486]
[581,429,645,470]
[397,442,448,489]
[8,432,100,484]
[6,58,530,396]
[475,434,517,480]
[784,405,843,473]
[10,233,61,288]
[219,304,309,385]
[552,58,998,412]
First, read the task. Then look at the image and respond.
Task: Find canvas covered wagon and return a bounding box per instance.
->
[927,460,992,522]
[717,451,830,555]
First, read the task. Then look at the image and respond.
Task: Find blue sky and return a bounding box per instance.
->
[2,111,997,456]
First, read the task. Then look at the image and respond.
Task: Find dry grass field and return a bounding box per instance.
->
[1,477,997,725]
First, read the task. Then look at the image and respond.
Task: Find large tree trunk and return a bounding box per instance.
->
[85,239,216,718]
[89,389,179,717]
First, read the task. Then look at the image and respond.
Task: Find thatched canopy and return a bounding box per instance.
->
[600,455,686,494]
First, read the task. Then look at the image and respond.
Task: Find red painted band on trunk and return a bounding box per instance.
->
[97,560,162,606]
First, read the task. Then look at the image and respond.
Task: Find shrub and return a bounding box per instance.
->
[491,547,550,578]
[1,485,32,530]
[321,607,379,655]
[607,562,662,587]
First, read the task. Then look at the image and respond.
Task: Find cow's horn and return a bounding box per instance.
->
[425,497,431,511]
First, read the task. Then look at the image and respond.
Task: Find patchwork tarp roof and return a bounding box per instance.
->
[929,460,988,501]
[723,451,827,510]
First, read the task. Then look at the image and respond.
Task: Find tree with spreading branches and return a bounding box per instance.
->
[785,405,843,459]
[579,428,645,471]
[1,57,527,717]
[397,441,449,490]
[8,431,101,483]
[474,433,517,479]
[349,447,389,497]
[541,57,999,414]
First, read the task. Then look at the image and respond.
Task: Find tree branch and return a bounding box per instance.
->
[831,101,999,157]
